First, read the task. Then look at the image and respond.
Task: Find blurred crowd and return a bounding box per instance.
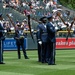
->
[2,0,59,16]
[1,18,29,32]
[0,0,75,34]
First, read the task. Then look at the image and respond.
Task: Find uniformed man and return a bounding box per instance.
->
[36,21,42,62]
[0,13,5,64]
[14,23,29,59]
[36,16,48,63]
[47,14,59,65]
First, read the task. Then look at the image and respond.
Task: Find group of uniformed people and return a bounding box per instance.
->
[0,12,59,65]
[1,12,74,65]
[36,14,61,65]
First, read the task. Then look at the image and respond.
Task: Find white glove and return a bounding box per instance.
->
[4,30,7,33]
[31,29,34,32]
[38,41,42,45]
[55,27,59,30]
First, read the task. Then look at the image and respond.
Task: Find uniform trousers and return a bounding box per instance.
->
[37,43,42,62]
[47,41,56,65]
[41,42,48,63]
[0,40,3,63]
[16,38,28,59]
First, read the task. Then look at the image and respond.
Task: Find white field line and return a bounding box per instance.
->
[0,71,34,75]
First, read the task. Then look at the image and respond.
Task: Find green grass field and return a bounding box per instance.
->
[0,50,75,75]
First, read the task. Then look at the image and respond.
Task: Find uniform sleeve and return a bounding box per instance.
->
[47,24,56,33]
[0,23,4,30]
[36,25,42,42]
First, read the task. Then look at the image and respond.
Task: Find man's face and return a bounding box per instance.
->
[48,17,53,22]
[42,18,47,23]
[43,20,47,23]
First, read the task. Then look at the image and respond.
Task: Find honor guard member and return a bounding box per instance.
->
[36,21,42,62]
[37,16,48,63]
[47,14,61,65]
[14,23,29,59]
[0,13,5,64]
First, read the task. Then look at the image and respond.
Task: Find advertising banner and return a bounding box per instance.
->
[3,38,75,50]
[56,38,75,49]
[3,38,27,50]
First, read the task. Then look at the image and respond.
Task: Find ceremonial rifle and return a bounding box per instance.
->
[66,17,75,40]
[6,14,16,29]
[57,12,75,41]
[27,15,35,43]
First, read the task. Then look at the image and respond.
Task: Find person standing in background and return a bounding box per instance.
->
[14,23,29,59]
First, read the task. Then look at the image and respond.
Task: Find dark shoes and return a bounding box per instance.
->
[25,56,29,59]
[48,63,56,65]
[0,62,5,64]
[18,56,29,59]
[41,60,48,63]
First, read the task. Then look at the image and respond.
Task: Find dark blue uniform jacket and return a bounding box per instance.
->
[37,24,48,42]
[47,22,56,43]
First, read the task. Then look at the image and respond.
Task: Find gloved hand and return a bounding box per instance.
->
[38,41,42,45]
[31,29,34,33]
[4,30,7,33]
[57,28,62,32]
